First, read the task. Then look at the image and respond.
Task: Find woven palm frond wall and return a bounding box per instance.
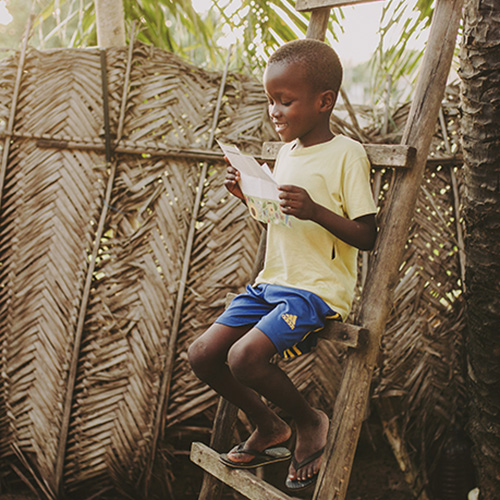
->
[0,43,465,499]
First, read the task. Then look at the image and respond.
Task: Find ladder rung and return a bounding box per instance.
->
[226,293,366,349]
[316,321,366,348]
[261,142,416,169]
[191,442,299,500]
[296,0,383,11]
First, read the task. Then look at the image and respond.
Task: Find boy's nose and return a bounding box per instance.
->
[269,103,281,118]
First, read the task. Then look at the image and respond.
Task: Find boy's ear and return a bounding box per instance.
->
[319,90,336,112]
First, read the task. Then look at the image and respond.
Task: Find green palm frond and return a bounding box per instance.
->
[26,0,342,72]
[369,0,434,106]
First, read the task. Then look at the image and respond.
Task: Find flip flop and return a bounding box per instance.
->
[285,447,325,491]
[219,441,292,469]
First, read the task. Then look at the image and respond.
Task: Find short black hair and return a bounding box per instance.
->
[268,39,343,94]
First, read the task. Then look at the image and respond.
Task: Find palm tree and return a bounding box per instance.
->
[95,0,125,46]
[460,0,500,497]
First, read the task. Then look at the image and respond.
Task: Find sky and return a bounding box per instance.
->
[0,1,12,26]
[329,2,386,66]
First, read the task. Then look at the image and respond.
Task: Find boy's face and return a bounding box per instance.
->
[263,61,334,147]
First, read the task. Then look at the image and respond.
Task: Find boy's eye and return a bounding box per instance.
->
[281,101,292,106]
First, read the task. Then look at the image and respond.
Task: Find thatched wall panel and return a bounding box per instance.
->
[0,142,106,493]
[167,164,262,428]
[0,44,465,498]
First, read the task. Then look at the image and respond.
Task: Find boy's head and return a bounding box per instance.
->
[264,39,343,146]
[268,39,343,96]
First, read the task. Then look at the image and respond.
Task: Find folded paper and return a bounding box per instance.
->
[218,141,291,227]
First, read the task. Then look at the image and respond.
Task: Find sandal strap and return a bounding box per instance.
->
[231,442,268,458]
[292,447,325,471]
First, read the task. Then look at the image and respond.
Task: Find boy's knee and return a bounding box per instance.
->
[227,342,262,386]
[187,337,209,376]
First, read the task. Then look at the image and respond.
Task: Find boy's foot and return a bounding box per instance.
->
[286,409,329,490]
[220,442,292,469]
[224,418,292,466]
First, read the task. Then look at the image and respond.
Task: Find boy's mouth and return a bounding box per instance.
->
[273,122,287,134]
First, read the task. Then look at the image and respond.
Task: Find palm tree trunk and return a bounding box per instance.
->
[460,0,500,497]
[95,0,126,47]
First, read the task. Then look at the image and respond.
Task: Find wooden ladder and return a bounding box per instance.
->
[190,1,463,499]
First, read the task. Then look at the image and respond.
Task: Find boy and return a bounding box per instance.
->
[188,39,377,491]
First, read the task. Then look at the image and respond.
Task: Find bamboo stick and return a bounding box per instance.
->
[0,16,32,210]
[33,136,420,168]
[313,1,463,498]
[95,0,126,48]
[192,443,297,500]
[439,107,466,292]
[145,46,234,495]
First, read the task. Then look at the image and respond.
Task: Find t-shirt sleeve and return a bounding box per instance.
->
[341,154,377,220]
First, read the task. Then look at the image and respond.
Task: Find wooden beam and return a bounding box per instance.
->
[191,443,298,500]
[261,142,416,169]
[312,1,464,499]
[296,0,383,11]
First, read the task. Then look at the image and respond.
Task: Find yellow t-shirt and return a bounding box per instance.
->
[254,135,377,319]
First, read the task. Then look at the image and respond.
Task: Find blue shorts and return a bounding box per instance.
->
[215,284,341,359]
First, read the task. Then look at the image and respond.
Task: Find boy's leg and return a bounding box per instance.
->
[228,328,329,482]
[188,323,291,463]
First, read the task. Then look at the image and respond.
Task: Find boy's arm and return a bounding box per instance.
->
[278,184,377,251]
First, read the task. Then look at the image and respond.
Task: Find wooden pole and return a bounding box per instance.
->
[313,0,463,498]
[306,8,331,39]
[95,0,126,48]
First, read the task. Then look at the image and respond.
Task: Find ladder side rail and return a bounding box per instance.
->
[313,1,464,498]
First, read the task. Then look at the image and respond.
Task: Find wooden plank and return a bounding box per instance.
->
[191,442,298,500]
[262,142,416,169]
[316,322,365,349]
[313,1,464,499]
[296,0,383,11]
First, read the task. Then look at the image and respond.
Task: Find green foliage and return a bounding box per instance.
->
[370,0,434,105]
[0,0,437,107]
[2,0,340,74]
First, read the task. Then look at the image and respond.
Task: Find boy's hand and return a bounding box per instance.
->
[224,160,245,202]
[278,185,316,220]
